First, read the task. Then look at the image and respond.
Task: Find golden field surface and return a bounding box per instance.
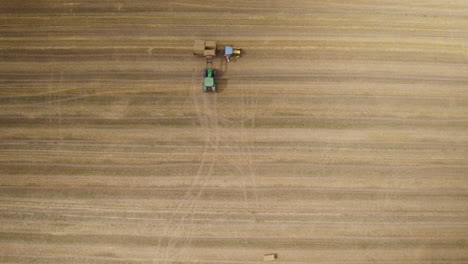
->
[0,0,467,263]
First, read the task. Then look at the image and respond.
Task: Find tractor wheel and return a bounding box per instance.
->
[213,70,217,77]
[202,69,207,77]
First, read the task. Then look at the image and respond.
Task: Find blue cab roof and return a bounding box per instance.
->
[225,46,233,55]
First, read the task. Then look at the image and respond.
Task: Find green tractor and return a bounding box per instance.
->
[203,67,217,93]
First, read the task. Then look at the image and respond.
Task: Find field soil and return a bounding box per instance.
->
[1,1,467,263]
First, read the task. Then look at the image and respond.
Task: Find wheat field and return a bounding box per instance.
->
[0,1,467,263]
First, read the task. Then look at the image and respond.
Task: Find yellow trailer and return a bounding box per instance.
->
[193,40,216,57]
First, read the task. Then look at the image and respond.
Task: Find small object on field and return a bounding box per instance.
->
[263,253,278,261]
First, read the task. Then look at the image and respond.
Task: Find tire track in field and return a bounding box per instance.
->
[154,62,222,263]
[246,82,260,209]
[237,85,260,210]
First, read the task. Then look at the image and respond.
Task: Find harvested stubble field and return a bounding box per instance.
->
[1,0,468,263]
